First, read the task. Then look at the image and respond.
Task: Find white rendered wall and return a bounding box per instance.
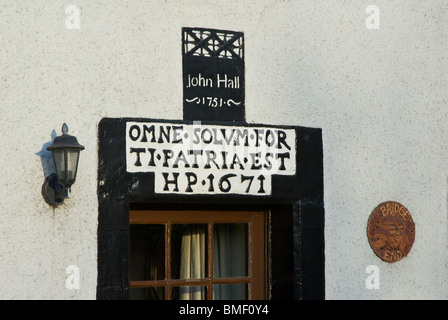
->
[0,0,447,299]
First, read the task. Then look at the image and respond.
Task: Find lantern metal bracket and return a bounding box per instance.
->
[42,173,70,207]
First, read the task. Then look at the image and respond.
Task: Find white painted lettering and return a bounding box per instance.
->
[126,122,296,195]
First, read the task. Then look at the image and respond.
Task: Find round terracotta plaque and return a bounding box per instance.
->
[367,201,415,263]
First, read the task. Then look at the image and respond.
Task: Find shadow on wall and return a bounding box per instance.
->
[36,129,57,178]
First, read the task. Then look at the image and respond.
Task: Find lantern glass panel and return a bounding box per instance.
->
[66,148,80,184]
[52,148,80,188]
[52,149,66,183]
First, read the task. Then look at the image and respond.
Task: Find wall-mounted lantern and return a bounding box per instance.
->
[42,123,84,207]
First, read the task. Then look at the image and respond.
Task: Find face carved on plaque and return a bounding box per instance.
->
[367,201,415,263]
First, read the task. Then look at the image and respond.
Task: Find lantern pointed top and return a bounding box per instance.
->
[47,123,84,151]
[62,123,69,135]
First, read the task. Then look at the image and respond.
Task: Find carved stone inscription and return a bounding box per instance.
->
[367,201,415,263]
[126,121,296,196]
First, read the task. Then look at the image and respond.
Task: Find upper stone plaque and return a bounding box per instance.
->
[182,27,245,122]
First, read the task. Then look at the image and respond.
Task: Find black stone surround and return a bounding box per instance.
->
[96,117,324,300]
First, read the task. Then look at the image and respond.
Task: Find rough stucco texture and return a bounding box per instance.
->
[0,0,447,299]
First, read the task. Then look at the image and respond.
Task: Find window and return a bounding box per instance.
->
[129,210,266,300]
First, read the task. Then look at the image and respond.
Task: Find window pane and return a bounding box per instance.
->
[129,287,165,300]
[171,286,207,300]
[213,283,247,300]
[213,223,248,278]
[129,224,165,281]
[171,224,207,280]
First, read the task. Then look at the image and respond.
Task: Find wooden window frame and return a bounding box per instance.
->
[129,209,266,300]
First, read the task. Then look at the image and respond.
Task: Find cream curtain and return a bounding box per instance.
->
[179,223,246,300]
[179,225,206,300]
